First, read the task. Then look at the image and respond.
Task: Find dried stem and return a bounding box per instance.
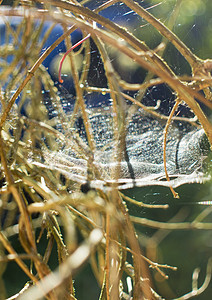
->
[163,98,181,198]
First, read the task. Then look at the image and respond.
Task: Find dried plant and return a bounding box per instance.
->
[0,1,212,299]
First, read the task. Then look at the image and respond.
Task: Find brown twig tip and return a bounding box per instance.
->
[204,59,212,72]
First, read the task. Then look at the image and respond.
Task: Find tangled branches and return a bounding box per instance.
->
[0,0,211,299]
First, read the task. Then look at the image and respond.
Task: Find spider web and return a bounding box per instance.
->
[33,0,211,192]
[38,102,211,191]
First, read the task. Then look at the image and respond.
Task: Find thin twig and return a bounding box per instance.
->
[163,98,181,198]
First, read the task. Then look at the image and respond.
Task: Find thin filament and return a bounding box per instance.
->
[58,33,91,83]
[163,99,181,199]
